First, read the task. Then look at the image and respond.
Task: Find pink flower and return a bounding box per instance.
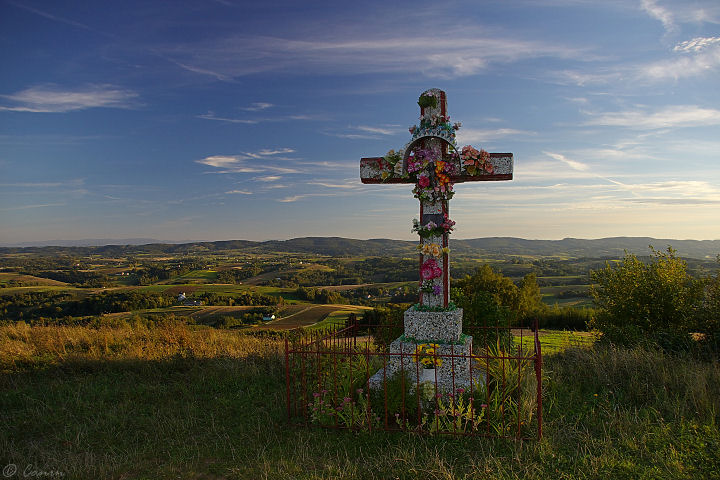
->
[421,259,442,280]
[418,174,430,188]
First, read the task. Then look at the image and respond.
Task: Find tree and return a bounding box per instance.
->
[517,273,546,323]
[454,264,519,312]
[590,247,703,348]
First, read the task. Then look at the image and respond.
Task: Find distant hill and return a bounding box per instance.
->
[1,236,718,259]
[453,237,720,259]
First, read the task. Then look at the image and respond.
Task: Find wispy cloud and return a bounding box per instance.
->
[640,0,676,33]
[0,85,138,113]
[197,111,324,124]
[197,112,258,124]
[354,125,398,135]
[6,1,113,38]
[242,102,273,111]
[583,105,720,129]
[277,193,336,203]
[161,27,586,80]
[674,36,720,52]
[325,124,401,140]
[307,180,362,190]
[254,175,282,182]
[196,148,302,174]
[258,148,294,156]
[543,152,590,171]
[641,41,720,80]
[0,202,66,211]
[225,189,252,195]
[457,128,536,144]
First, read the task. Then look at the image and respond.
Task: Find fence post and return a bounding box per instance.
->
[534,318,543,439]
[285,337,291,422]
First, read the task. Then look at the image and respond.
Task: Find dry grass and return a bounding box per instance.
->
[0,321,281,371]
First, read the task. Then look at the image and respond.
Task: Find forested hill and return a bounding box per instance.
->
[2,236,719,259]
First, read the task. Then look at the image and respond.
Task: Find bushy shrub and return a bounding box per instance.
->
[590,247,704,350]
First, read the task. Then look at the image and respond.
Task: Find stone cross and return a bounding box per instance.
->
[360,88,513,391]
[361,89,514,390]
[360,88,513,308]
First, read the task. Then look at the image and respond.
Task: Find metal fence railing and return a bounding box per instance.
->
[285,319,543,440]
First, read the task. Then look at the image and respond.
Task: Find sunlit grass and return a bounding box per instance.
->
[513,329,598,355]
[1,323,717,479]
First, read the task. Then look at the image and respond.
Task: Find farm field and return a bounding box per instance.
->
[264,304,370,330]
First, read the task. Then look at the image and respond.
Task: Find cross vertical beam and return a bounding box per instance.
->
[360,88,514,308]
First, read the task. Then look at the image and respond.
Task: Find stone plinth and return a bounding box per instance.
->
[403,308,462,342]
[369,307,482,392]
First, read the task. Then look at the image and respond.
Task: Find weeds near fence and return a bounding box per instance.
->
[285,323,542,439]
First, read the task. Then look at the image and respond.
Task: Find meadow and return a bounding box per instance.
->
[1,322,718,479]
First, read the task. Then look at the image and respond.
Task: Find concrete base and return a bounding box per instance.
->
[368,335,484,392]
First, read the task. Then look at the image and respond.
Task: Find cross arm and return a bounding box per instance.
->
[360,157,413,184]
[360,153,513,184]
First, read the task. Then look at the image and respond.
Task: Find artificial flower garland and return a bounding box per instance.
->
[379,92,492,193]
[461,145,494,176]
[419,280,443,295]
[412,214,455,238]
[417,242,448,257]
[420,258,443,280]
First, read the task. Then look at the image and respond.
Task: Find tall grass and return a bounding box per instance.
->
[1,323,719,479]
[0,320,281,371]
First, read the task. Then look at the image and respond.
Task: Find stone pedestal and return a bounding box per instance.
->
[368,307,481,391]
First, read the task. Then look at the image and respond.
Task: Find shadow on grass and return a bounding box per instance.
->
[1,344,719,479]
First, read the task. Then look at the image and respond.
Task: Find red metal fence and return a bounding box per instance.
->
[284,319,543,439]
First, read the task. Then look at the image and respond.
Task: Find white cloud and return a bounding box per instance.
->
[277,193,336,203]
[162,27,586,80]
[354,126,397,135]
[242,102,274,111]
[197,112,258,124]
[257,148,295,156]
[674,36,720,52]
[254,176,282,182]
[197,155,244,168]
[0,84,138,113]
[198,111,324,124]
[307,181,361,189]
[641,43,720,80]
[0,202,66,211]
[197,148,301,175]
[225,189,252,195]
[583,105,720,129]
[543,152,590,171]
[456,128,536,144]
[641,0,676,32]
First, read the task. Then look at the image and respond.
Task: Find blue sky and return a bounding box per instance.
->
[1,0,719,245]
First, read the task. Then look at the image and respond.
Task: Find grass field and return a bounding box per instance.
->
[265,304,369,330]
[0,272,68,287]
[514,329,597,355]
[1,322,718,479]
